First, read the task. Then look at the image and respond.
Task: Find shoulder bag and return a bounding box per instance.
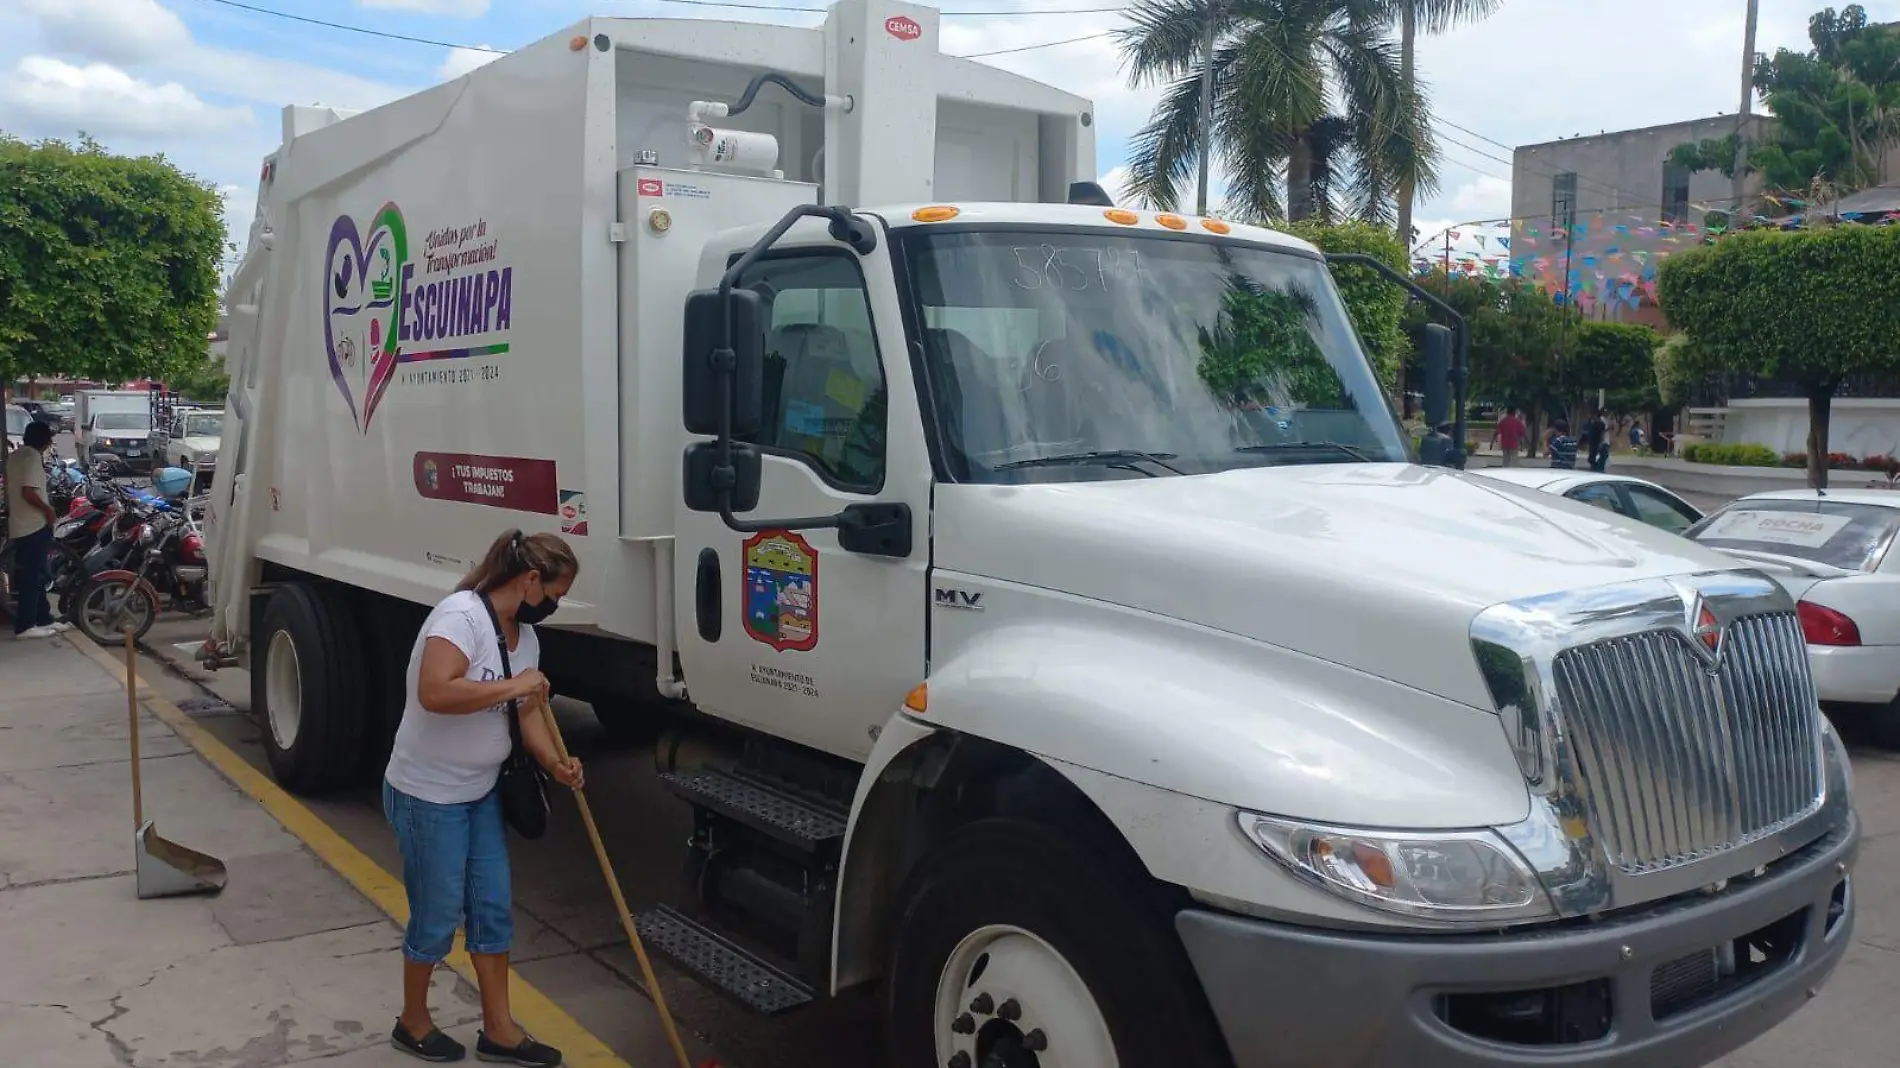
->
[478,593,551,839]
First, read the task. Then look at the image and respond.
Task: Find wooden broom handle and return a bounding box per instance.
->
[125,627,143,829]
[531,695,695,1068]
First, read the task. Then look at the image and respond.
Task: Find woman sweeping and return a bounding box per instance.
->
[383,529,584,1065]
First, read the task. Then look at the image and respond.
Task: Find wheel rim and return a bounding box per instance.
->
[934,924,1117,1068]
[265,629,303,750]
[77,580,153,640]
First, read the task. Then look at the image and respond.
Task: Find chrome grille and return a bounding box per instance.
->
[1551,612,1824,875]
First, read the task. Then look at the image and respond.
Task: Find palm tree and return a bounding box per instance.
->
[1391,0,1501,245]
[1116,0,1436,225]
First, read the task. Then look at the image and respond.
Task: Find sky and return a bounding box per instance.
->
[1,0,1890,273]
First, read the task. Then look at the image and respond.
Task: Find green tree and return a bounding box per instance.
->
[1277,218,1409,392]
[1658,223,1900,487]
[165,353,231,404]
[1571,321,1660,412]
[1670,6,1900,210]
[1389,0,1501,245]
[0,134,224,448]
[1116,0,1437,224]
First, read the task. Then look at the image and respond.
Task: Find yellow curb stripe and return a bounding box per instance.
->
[66,632,632,1068]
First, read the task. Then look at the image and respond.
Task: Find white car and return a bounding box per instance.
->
[1470,468,1706,534]
[160,409,223,475]
[1686,490,1900,737]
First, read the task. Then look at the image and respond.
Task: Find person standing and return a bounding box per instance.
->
[1581,408,1610,472]
[1493,408,1527,467]
[5,421,72,640]
[383,529,583,1066]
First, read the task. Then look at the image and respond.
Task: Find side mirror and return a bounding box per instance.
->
[682,288,765,438]
[1420,323,1451,431]
[681,441,761,514]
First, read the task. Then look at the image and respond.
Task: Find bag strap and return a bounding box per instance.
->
[477,592,526,750]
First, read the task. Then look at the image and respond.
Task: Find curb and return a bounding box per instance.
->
[64,630,635,1068]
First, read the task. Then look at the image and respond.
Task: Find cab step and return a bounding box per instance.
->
[658,767,847,854]
[634,904,814,1015]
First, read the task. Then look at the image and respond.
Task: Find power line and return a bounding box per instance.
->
[961,30,1112,58]
[192,0,507,52]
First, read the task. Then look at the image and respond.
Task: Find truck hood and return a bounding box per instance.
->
[176,435,221,453]
[933,463,1745,710]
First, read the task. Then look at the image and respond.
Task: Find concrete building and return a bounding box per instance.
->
[1509,116,1900,461]
[1509,114,1770,331]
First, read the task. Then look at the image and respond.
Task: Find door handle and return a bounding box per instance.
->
[695,548,721,642]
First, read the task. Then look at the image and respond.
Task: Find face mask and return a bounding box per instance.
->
[516,590,560,626]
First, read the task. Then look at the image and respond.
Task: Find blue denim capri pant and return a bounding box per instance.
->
[383,780,514,963]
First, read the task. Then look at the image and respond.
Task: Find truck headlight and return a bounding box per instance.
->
[1238,812,1553,924]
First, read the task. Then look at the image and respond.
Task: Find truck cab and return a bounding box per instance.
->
[202,5,1857,1066]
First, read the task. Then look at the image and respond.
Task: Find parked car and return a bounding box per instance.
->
[4,403,31,444]
[80,409,156,473]
[1470,468,1706,534]
[152,408,222,484]
[1686,489,1900,738]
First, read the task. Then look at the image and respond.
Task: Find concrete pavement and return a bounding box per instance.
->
[0,630,612,1068]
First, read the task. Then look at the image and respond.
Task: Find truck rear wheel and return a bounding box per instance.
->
[885,817,1230,1068]
[252,584,368,795]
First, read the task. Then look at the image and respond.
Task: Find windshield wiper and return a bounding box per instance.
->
[993,450,1184,476]
[1234,441,1375,462]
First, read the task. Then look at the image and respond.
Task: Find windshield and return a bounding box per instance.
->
[1687,499,1900,571]
[5,407,27,436]
[95,412,151,431]
[902,229,1408,483]
[185,414,223,437]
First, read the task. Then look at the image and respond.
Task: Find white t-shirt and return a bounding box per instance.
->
[6,445,49,539]
[383,590,540,805]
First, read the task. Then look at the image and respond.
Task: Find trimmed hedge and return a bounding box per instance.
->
[1681,442,1781,467]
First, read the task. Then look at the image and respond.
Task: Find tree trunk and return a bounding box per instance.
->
[1807,388,1832,489]
[1287,136,1315,221]
[1395,5,1417,245]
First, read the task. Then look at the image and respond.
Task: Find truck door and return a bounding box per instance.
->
[672,241,931,761]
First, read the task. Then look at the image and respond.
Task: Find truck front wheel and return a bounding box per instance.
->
[252,584,368,795]
[886,817,1231,1068]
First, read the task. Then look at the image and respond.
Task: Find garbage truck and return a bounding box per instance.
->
[203,3,1857,1064]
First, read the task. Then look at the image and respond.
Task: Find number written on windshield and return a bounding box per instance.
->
[1009,245,1143,293]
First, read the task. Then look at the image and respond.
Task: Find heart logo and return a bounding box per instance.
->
[324,203,409,433]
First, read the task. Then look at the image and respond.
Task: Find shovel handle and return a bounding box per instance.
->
[125,626,142,829]
[531,695,695,1068]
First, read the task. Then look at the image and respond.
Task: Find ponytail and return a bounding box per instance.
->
[456,529,579,593]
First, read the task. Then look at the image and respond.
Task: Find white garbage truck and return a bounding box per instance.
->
[204,3,1857,1064]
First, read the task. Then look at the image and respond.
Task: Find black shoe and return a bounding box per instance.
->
[475,1029,562,1066]
[391,1020,466,1062]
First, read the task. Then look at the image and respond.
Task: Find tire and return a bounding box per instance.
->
[586,693,667,746]
[355,593,422,781]
[886,816,1232,1068]
[1859,697,1900,750]
[71,574,160,646]
[251,583,369,795]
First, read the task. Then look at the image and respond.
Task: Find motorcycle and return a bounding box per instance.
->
[67,468,207,644]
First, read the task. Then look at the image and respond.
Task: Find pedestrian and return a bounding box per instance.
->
[1493,407,1526,467]
[1629,420,1645,451]
[1548,418,1579,470]
[382,528,583,1066]
[5,420,73,640]
[1582,408,1610,472]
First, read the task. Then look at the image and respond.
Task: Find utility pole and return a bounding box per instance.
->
[1195,7,1219,216]
[1732,0,1759,214]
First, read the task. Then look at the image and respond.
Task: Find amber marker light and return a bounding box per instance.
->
[904,683,929,713]
[1202,219,1232,234]
[1155,213,1188,230]
[912,206,961,222]
[1103,208,1139,225]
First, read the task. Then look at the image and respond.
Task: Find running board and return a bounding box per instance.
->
[658,768,847,854]
[634,905,814,1015]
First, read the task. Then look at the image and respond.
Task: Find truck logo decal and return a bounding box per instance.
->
[326,205,515,432]
[1685,594,1726,672]
[933,587,983,610]
[324,204,408,432]
[743,531,819,652]
[636,177,663,197]
[885,15,921,40]
[413,451,559,515]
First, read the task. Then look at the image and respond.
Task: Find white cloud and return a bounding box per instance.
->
[2,56,251,138]
[437,45,504,81]
[358,0,490,15]
[21,0,190,68]
[21,0,411,112]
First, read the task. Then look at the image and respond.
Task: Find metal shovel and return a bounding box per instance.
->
[123,627,227,899]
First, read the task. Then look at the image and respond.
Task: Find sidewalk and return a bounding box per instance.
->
[0,633,484,1067]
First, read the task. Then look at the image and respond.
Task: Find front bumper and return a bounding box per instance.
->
[1179,815,1856,1068]
[1808,644,1900,706]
